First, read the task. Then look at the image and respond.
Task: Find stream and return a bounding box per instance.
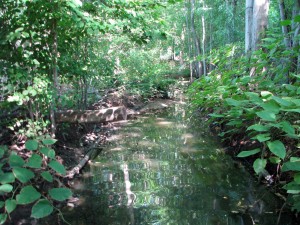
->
[43,100,292,225]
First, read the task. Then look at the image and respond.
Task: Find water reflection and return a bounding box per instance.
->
[42,104,292,225]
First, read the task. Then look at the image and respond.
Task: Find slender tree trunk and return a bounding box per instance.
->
[292,0,300,74]
[50,17,58,137]
[190,0,203,77]
[201,1,206,76]
[251,0,270,51]
[245,0,253,53]
[185,1,194,82]
[279,0,292,48]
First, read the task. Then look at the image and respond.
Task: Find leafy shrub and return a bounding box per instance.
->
[188,40,300,211]
[0,138,71,223]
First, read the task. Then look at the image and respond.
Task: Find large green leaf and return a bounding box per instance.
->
[31,199,53,219]
[0,173,15,184]
[48,160,66,175]
[5,199,16,214]
[0,184,13,193]
[280,121,296,136]
[16,185,41,204]
[282,161,300,172]
[0,214,7,225]
[247,124,269,132]
[272,96,294,107]
[267,140,286,159]
[26,154,42,169]
[252,133,270,142]
[40,148,56,159]
[49,188,72,201]
[13,167,34,183]
[41,171,53,182]
[283,181,300,194]
[260,100,280,113]
[42,139,57,145]
[25,140,38,151]
[237,148,261,158]
[253,158,267,174]
[256,111,276,121]
[225,98,247,107]
[9,154,25,168]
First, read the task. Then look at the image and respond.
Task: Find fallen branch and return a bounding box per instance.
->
[66,147,103,179]
[55,107,127,123]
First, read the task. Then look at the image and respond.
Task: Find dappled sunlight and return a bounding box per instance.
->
[155,120,174,127]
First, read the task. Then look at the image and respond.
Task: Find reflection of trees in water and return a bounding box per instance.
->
[51,106,289,225]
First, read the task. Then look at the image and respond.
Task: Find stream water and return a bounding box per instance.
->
[44,100,292,225]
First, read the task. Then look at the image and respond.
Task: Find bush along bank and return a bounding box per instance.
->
[187,42,300,216]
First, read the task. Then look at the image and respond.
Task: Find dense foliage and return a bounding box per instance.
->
[188,0,300,214]
[1,0,300,223]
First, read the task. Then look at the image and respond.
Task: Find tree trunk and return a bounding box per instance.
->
[185,1,194,82]
[50,17,58,137]
[292,0,300,74]
[251,0,270,51]
[190,0,203,77]
[201,0,207,76]
[279,0,292,48]
[245,0,254,53]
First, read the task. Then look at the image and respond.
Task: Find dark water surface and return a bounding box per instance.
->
[44,101,291,225]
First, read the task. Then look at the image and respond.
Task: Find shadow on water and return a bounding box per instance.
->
[40,101,292,225]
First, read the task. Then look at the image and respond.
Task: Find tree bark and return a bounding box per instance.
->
[50,16,58,137]
[245,0,254,53]
[201,0,207,76]
[279,0,292,48]
[190,0,203,77]
[251,0,270,51]
[55,106,127,123]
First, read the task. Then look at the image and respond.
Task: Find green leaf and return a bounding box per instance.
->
[16,185,41,204]
[0,202,4,208]
[42,139,57,145]
[295,173,300,184]
[13,167,34,183]
[269,156,281,164]
[0,184,13,193]
[256,111,276,121]
[48,160,66,175]
[280,121,295,135]
[26,154,42,169]
[225,98,246,107]
[41,171,53,182]
[267,140,286,159]
[49,188,72,201]
[0,214,7,224]
[5,199,16,214]
[0,173,15,184]
[9,154,25,167]
[282,161,300,172]
[260,100,280,113]
[260,91,273,98]
[25,140,38,151]
[247,124,269,132]
[237,148,261,158]
[272,96,294,107]
[40,148,56,159]
[0,146,7,158]
[31,199,53,219]
[252,133,270,142]
[253,158,267,174]
[208,113,224,118]
[283,181,300,194]
[280,19,291,26]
